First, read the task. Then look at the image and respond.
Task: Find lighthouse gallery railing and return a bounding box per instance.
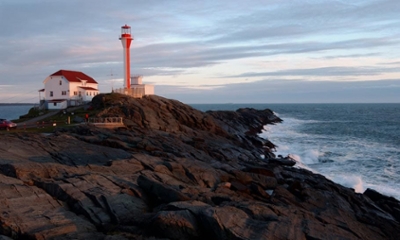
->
[113,88,145,98]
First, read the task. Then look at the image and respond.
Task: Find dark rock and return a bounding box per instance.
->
[0,94,398,239]
[151,210,201,240]
[198,206,277,239]
[269,157,297,166]
[137,175,190,205]
[230,181,249,192]
[0,236,13,240]
[364,188,400,222]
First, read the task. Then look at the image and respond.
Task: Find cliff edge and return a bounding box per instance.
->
[0,94,399,240]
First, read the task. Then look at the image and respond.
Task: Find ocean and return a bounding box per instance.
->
[1,103,399,200]
[192,103,400,201]
[0,104,33,120]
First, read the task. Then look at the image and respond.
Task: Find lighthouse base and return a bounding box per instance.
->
[114,84,154,98]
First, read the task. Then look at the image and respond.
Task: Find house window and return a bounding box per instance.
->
[53,103,57,106]
[61,91,67,95]
[59,80,62,85]
[50,91,53,97]
[74,91,77,96]
[79,91,81,96]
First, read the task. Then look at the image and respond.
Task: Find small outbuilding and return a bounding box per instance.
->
[114,75,154,98]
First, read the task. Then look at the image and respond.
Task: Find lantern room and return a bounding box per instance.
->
[121,24,131,37]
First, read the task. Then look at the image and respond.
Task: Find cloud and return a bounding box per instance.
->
[318,53,381,59]
[0,0,400,103]
[228,66,400,78]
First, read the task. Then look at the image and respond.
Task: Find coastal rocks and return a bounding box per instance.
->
[137,174,191,204]
[268,156,297,166]
[364,188,400,222]
[0,173,101,239]
[0,94,399,239]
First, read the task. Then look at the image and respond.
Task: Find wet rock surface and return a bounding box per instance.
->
[0,94,399,239]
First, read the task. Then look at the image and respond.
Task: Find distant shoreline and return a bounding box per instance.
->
[0,103,35,106]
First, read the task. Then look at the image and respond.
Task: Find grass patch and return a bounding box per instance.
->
[6,105,101,133]
[0,124,78,134]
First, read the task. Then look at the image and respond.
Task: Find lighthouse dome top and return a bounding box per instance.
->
[121,24,131,36]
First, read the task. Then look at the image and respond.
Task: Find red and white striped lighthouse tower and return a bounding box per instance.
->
[119,24,133,89]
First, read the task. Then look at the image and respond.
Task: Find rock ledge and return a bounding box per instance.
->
[0,94,399,240]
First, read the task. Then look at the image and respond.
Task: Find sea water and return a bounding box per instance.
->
[0,104,33,120]
[192,103,400,200]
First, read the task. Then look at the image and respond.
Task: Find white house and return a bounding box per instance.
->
[40,70,99,109]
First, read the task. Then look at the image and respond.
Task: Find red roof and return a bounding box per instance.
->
[50,70,97,84]
[78,86,98,91]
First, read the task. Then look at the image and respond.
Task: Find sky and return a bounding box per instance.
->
[0,0,399,103]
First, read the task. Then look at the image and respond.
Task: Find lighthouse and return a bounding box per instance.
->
[119,24,133,89]
[115,24,154,97]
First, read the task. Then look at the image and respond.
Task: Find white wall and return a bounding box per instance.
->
[144,84,154,95]
[131,76,143,85]
[44,78,99,101]
[81,89,99,102]
[48,100,67,110]
[44,76,69,100]
[69,82,82,99]
[131,84,154,96]
[43,74,99,108]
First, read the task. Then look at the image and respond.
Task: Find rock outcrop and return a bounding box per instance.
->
[0,93,399,240]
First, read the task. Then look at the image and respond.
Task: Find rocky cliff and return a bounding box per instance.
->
[0,94,399,240]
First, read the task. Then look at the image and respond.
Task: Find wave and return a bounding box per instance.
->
[260,115,400,201]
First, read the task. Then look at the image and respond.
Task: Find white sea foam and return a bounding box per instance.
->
[261,118,323,166]
[330,175,364,193]
[260,114,400,201]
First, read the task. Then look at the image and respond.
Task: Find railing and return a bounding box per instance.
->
[114,87,145,98]
[88,117,123,124]
[88,117,124,128]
